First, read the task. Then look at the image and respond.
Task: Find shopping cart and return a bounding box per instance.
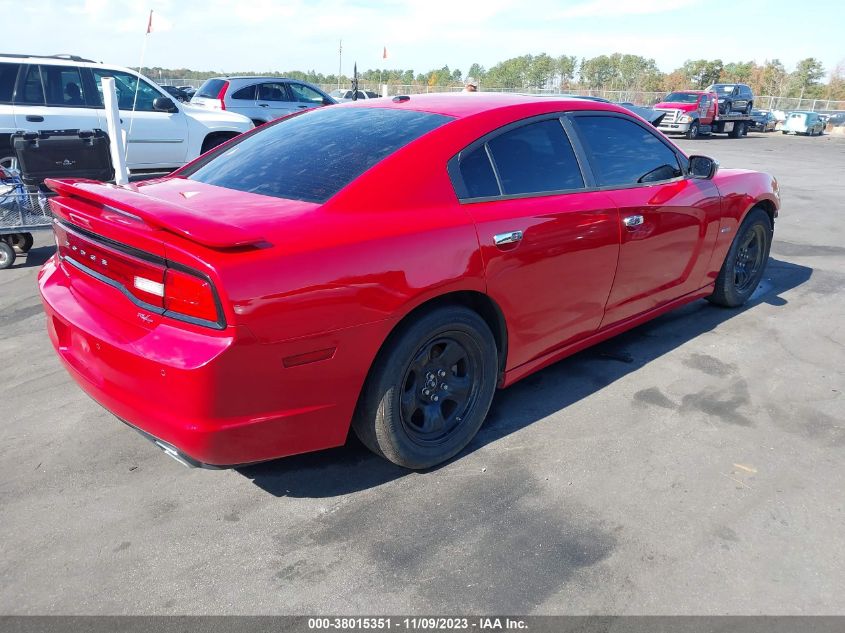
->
[0,170,52,269]
[0,129,113,269]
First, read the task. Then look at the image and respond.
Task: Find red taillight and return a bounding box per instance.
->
[164,268,218,323]
[54,222,222,327]
[216,80,229,110]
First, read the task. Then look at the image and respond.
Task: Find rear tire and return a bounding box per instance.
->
[11,232,33,254]
[353,306,498,469]
[0,241,16,270]
[707,208,772,308]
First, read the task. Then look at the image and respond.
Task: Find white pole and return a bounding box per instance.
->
[102,77,129,185]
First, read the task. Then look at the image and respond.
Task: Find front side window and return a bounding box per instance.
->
[92,69,162,112]
[41,65,87,107]
[289,83,325,104]
[183,107,452,203]
[0,62,20,104]
[571,115,682,187]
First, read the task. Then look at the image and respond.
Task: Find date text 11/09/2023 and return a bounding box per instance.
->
[307,617,529,630]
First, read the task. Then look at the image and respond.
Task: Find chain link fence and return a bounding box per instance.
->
[161,79,845,113]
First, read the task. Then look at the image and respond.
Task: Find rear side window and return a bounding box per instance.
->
[487,119,584,195]
[257,83,290,101]
[571,116,682,187]
[231,85,256,100]
[40,65,87,107]
[196,79,227,98]
[0,63,20,104]
[459,146,499,198]
[17,65,45,104]
[184,107,452,203]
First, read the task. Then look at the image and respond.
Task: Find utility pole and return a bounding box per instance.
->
[338,40,342,89]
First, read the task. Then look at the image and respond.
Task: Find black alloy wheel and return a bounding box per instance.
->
[707,208,772,308]
[399,333,482,446]
[353,306,498,469]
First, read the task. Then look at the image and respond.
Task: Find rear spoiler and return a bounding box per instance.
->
[45,178,266,249]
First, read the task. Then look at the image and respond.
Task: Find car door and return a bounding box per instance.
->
[90,68,188,169]
[567,112,722,328]
[13,64,100,136]
[256,82,298,119]
[450,116,620,369]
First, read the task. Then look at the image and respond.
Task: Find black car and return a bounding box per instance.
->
[707,83,754,115]
[177,86,196,99]
[160,85,191,102]
[749,109,776,132]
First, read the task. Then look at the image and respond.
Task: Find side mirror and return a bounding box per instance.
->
[688,155,718,179]
[153,96,177,113]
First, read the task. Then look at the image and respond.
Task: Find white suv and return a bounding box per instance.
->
[0,54,253,174]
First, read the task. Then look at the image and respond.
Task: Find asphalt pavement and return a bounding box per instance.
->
[0,130,843,615]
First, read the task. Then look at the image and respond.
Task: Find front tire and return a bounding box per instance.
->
[707,208,772,308]
[686,121,700,139]
[353,306,498,469]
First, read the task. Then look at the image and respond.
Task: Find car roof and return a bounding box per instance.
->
[337,92,627,119]
[211,76,303,82]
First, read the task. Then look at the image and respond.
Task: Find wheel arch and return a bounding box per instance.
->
[374,290,509,385]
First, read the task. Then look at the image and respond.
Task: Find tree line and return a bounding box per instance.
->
[144,53,845,100]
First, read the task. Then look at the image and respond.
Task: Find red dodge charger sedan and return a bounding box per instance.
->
[38,93,779,469]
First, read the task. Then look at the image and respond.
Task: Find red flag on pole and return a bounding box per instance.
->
[383,46,388,60]
[146,10,154,34]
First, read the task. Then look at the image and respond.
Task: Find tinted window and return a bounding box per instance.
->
[257,83,289,101]
[17,65,45,104]
[0,63,20,104]
[459,146,499,198]
[92,69,161,112]
[664,92,699,103]
[231,85,256,100]
[185,107,451,203]
[196,78,227,98]
[572,116,682,187]
[289,83,325,104]
[487,119,584,195]
[39,65,87,106]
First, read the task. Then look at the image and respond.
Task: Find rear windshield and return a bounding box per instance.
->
[663,92,699,103]
[196,79,227,98]
[184,107,452,203]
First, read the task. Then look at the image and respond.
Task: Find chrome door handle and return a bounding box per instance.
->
[623,215,644,228]
[494,230,523,246]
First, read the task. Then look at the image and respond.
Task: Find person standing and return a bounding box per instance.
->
[463,77,478,92]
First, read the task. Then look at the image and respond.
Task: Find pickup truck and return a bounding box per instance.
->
[654,90,753,139]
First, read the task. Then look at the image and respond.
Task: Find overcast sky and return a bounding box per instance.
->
[8,0,844,78]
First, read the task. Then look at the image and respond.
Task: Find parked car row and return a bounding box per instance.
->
[190,77,337,126]
[0,54,254,174]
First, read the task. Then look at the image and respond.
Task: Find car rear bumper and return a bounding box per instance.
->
[38,255,380,466]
